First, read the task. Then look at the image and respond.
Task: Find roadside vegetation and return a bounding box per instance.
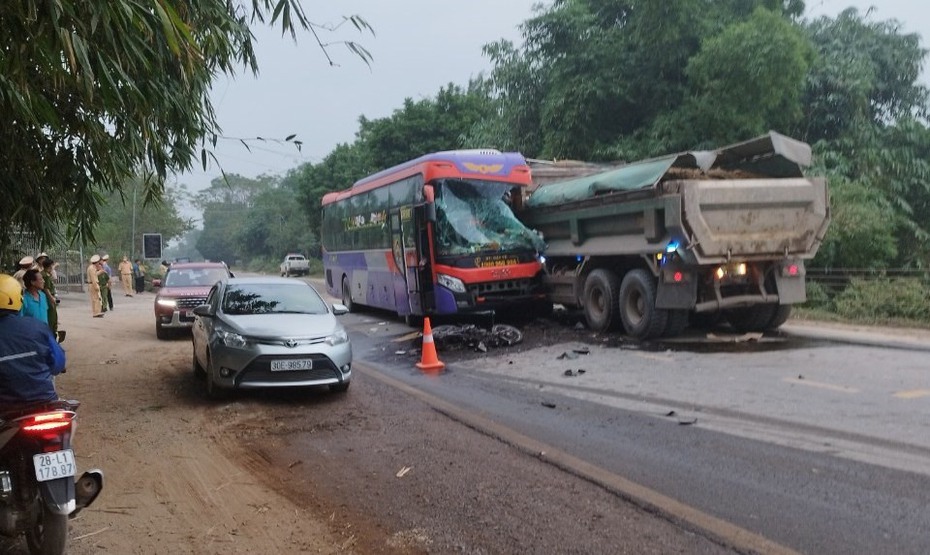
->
[3,1,929,326]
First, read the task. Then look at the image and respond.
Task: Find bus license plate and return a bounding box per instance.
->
[33,449,76,482]
[271,359,313,372]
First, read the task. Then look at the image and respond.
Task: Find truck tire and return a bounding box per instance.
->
[582,269,620,332]
[724,304,777,333]
[766,305,793,330]
[618,269,668,340]
[662,310,689,338]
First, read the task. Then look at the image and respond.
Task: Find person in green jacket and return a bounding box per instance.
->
[97,261,111,313]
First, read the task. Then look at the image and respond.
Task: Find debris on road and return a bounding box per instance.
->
[431,324,524,351]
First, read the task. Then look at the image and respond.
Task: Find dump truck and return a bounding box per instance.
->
[518,132,831,340]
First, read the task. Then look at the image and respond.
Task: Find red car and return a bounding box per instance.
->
[153,262,233,339]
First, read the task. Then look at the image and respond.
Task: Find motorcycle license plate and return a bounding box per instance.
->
[33,449,76,482]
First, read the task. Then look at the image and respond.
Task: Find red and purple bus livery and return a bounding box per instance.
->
[321,149,547,322]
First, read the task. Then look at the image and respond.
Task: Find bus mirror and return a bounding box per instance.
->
[424,203,437,223]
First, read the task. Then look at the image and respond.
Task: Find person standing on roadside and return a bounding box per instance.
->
[118,255,134,297]
[12,256,36,288]
[101,254,114,310]
[133,258,146,294]
[40,258,61,340]
[20,269,50,326]
[98,259,111,313]
[0,274,66,404]
[86,254,104,317]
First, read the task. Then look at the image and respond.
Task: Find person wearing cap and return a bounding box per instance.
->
[86,254,104,317]
[101,254,115,310]
[118,255,134,297]
[0,273,66,404]
[12,255,36,288]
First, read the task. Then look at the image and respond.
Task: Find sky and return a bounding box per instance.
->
[176,0,928,194]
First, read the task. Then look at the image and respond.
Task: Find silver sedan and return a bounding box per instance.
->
[191,277,352,398]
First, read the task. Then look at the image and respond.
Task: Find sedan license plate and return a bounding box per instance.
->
[33,449,76,482]
[271,358,313,372]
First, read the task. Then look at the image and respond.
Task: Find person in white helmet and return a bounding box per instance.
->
[86,254,104,317]
[12,256,36,288]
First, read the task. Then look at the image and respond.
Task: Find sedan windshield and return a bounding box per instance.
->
[434,178,545,256]
[222,283,329,316]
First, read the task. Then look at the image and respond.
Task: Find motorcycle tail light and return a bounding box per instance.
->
[22,411,74,435]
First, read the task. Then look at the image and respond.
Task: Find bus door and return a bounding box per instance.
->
[390,207,433,316]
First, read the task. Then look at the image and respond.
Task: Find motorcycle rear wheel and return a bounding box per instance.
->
[25,504,68,555]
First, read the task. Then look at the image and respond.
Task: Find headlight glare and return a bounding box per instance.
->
[156,298,177,308]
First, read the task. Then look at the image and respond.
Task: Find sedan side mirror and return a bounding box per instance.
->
[152,278,162,288]
[332,303,349,316]
[192,304,213,317]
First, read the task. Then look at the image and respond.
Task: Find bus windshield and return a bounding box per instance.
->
[434,179,544,257]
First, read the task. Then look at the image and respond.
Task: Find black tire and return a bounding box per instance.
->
[155,322,169,340]
[689,311,723,330]
[618,269,668,340]
[341,276,356,313]
[404,313,422,329]
[204,356,227,399]
[766,305,793,330]
[329,381,350,393]
[582,269,621,332]
[662,309,690,338]
[192,350,206,379]
[25,504,68,555]
[725,304,778,333]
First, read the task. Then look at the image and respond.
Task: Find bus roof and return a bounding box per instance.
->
[322,149,531,206]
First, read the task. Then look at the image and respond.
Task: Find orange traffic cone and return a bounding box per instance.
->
[415,317,445,373]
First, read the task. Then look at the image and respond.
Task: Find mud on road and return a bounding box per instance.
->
[2,290,733,554]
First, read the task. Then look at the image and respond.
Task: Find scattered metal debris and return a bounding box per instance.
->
[541,401,557,409]
[431,324,524,351]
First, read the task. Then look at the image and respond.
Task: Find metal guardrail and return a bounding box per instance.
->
[806,268,930,295]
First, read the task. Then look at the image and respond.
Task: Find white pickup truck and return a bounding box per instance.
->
[280,253,310,277]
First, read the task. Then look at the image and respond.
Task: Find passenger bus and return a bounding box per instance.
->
[321,149,547,323]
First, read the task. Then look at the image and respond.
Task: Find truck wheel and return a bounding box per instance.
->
[618,269,668,340]
[724,305,777,333]
[689,311,722,330]
[766,305,793,330]
[341,276,355,313]
[662,309,689,338]
[582,269,620,332]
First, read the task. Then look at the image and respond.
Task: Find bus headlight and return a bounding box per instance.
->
[438,273,466,293]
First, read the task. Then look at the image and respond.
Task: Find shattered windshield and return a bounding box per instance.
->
[434,179,545,257]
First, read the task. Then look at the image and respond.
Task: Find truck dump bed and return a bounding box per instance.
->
[522,132,830,264]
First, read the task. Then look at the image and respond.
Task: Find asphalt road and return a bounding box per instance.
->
[339,308,930,555]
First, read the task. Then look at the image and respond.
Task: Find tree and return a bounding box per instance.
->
[93,181,192,259]
[800,8,929,144]
[478,0,809,160]
[0,1,372,262]
[638,7,812,153]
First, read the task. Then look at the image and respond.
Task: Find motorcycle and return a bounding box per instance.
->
[0,400,103,555]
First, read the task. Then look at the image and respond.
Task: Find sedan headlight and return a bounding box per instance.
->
[217,330,248,348]
[437,273,466,293]
[325,329,349,346]
[156,298,178,308]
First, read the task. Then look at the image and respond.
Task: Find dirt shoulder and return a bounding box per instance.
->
[39,292,347,555]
